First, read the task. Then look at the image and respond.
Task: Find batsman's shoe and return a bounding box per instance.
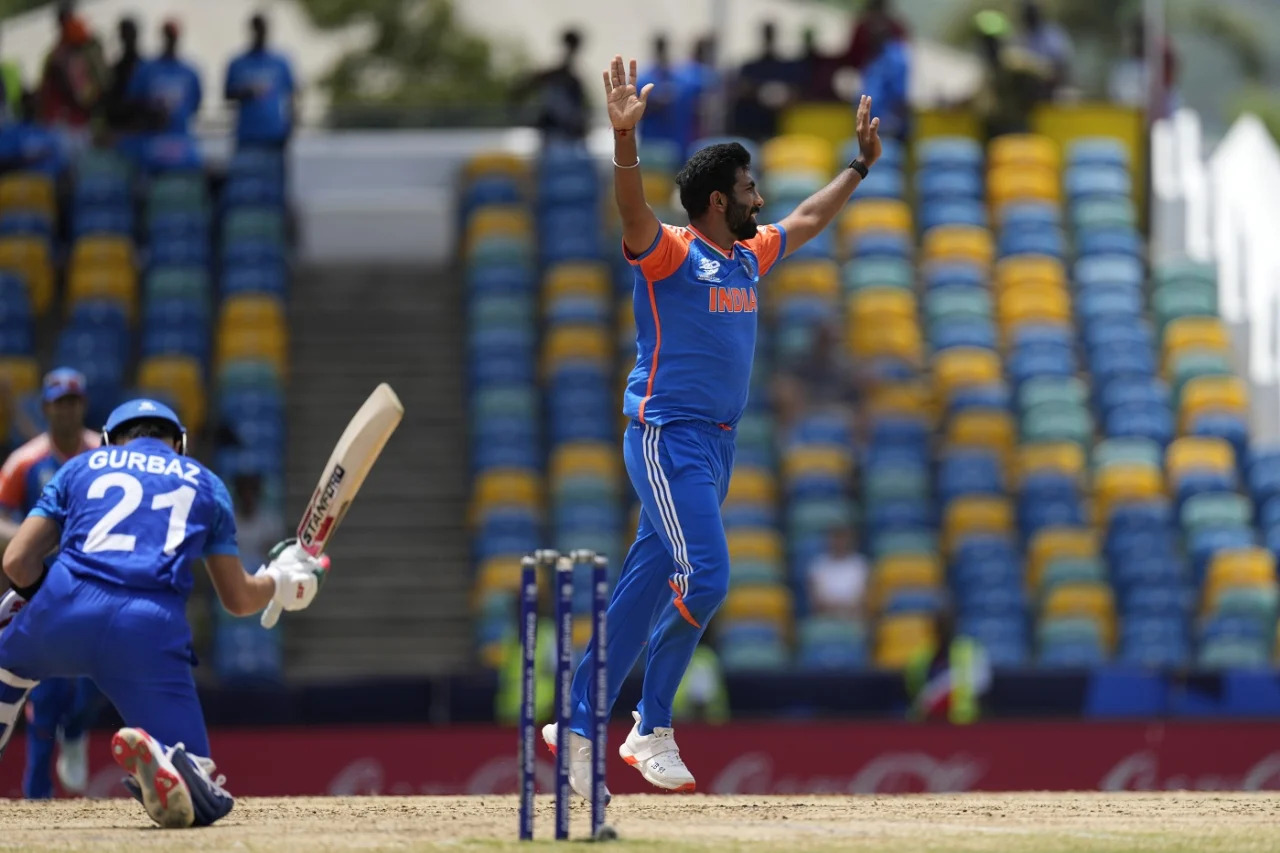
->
[618,711,696,792]
[168,745,234,827]
[111,728,195,828]
[541,723,612,804]
[56,732,89,795]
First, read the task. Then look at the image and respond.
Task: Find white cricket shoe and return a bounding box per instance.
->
[541,723,612,803]
[618,711,696,792]
[56,732,89,795]
[111,728,195,829]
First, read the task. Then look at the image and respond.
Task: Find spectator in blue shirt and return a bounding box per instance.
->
[128,19,201,135]
[858,19,909,142]
[0,93,67,176]
[224,15,296,150]
[638,35,711,159]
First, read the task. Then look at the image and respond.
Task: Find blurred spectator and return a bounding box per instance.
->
[1108,17,1178,118]
[36,2,107,149]
[969,10,1052,140]
[731,22,800,140]
[672,644,729,723]
[807,526,869,619]
[906,608,991,725]
[231,469,284,570]
[128,19,202,135]
[681,36,721,141]
[857,16,910,142]
[843,0,909,72]
[225,14,297,151]
[637,35,690,154]
[799,27,838,102]
[512,28,587,144]
[0,92,68,176]
[1015,1,1072,93]
[102,16,146,134]
[772,320,861,433]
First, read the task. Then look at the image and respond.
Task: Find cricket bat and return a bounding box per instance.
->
[261,382,404,629]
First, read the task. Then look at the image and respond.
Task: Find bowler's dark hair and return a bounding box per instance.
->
[676,142,752,219]
[110,417,181,445]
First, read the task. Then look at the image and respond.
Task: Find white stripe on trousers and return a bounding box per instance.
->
[0,666,37,754]
[642,424,695,597]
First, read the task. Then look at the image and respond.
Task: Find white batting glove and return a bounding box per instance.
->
[0,588,27,632]
[257,542,328,613]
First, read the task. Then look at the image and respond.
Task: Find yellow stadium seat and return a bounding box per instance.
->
[922,225,994,268]
[721,585,793,631]
[464,205,533,247]
[1162,317,1230,371]
[543,325,610,369]
[1017,441,1085,484]
[1027,527,1098,590]
[642,173,675,207]
[947,410,1016,460]
[773,260,839,302]
[782,445,853,484]
[998,283,1070,329]
[0,236,53,315]
[849,287,916,324]
[875,613,936,669]
[933,347,1002,400]
[727,528,785,565]
[989,134,1060,171]
[137,355,206,434]
[471,468,541,524]
[848,319,923,364]
[0,172,55,221]
[474,555,523,600]
[726,467,777,506]
[218,293,285,340]
[867,381,936,424]
[0,356,39,398]
[1167,436,1235,487]
[66,266,137,320]
[1042,582,1115,645]
[1179,376,1248,432]
[944,495,1014,554]
[839,199,912,238]
[549,441,616,483]
[762,134,834,174]
[995,255,1066,294]
[543,261,611,303]
[70,235,135,272]
[871,554,943,611]
[1095,463,1163,521]
[463,152,528,182]
[988,165,1061,208]
[1204,547,1276,600]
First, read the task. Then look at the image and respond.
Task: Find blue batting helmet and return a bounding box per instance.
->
[102,398,187,454]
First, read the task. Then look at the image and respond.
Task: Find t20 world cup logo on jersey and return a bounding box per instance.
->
[301,464,346,548]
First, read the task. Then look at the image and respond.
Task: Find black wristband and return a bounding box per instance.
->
[849,158,869,178]
[11,566,47,599]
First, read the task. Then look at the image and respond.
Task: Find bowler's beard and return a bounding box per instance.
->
[727,200,760,241]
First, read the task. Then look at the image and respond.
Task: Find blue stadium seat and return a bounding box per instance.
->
[916,169,982,201]
[1077,286,1144,324]
[938,450,1004,506]
[1065,164,1131,201]
[998,226,1066,259]
[222,175,284,209]
[1075,254,1144,290]
[850,229,912,260]
[222,265,287,299]
[923,261,985,290]
[1098,376,1169,417]
[540,208,602,263]
[931,319,998,352]
[920,199,986,232]
[0,212,53,240]
[960,614,1029,667]
[73,205,134,238]
[1000,201,1060,231]
[1083,318,1154,350]
[151,237,210,268]
[1076,227,1142,259]
[917,136,983,172]
[856,167,904,199]
[1068,137,1128,169]
[1104,402,1174,445]
[1009,322,1072,350]
[947,382,1011,416]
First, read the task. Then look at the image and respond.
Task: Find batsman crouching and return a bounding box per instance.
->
[0,399,326,828]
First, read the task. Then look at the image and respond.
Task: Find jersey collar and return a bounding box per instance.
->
[687,225,736,259]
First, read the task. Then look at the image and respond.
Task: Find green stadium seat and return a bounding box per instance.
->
[1021,401,1093,446]
[1019,376,1087,414]
[871,529,938,559]
[1153,282,1216,332]
[1092,437,1163,472]
[1071,197,1136,231]
[842,258,913,293]
[925,285,992,327]
[1181,492,1252,536]
[1040,557,1107,596]
[225,206,286,246]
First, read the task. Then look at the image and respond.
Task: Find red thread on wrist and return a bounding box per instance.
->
[614,127,630,136]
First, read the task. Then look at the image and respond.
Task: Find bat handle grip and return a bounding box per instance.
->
[261,601,282,629]
[259,550,328,630]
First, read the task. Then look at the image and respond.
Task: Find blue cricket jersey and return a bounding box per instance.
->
[31,438,238,597]
[623,222,786,428]
[128,57,202,134]
[225,49,296,144]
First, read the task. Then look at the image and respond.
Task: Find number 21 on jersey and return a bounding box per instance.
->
[84,472,195,556]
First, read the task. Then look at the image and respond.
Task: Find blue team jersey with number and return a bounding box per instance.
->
[623,222,786,428]
[30,438,239,596]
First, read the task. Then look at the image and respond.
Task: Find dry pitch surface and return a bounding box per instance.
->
[2,792,1279,852]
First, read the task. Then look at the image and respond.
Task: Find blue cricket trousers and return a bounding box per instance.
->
[0,562,210,765]
[569,419,734,736]
[22,676,98,798]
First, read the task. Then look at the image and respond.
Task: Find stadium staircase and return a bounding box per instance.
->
[281,264,472,678]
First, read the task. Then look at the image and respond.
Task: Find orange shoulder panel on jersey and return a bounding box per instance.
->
[0,435,49,511]
[740,224,786,277]
[624,224,693,281]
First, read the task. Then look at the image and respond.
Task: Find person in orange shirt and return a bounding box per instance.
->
[0,368,99,798]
